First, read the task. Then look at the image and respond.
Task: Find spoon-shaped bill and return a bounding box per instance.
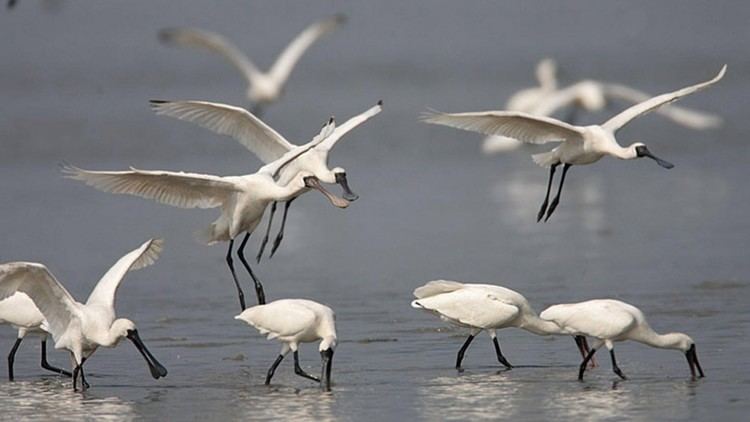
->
[127,329,168,379]
[335,172,359,201]
[320,348,334,392]
[685,344,705,379]
[636,145,674,169]
[304,176,349,208]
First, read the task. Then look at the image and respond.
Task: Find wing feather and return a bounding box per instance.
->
[413,288,520,329]
[317,101,383,152]
[540,301,637,339]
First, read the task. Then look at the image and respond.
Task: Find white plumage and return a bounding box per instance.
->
[0,239,168,391]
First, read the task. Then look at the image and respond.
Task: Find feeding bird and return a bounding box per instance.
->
[423,65,726,222]
[159,15,346,116]
[235,298,336,391]
[411,280,594,371]
[62,126,352,310]
[540,299,705,381]
[1,293,71,381]
[483,59,723,154]
[0,238,168,391]
[150,99,382,261]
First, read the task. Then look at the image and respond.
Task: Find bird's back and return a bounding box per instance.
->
[236,299,334,343]
[0,292,45,330]
[541,299,642,339]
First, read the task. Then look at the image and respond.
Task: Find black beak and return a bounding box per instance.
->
[635,145,674,169]
[335,172,359,202]
[304,176,349,208]
[320,348,334,392]
[127,329,168,379]
[685,344,705,379]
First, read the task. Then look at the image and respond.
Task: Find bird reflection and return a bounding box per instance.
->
[233,386,336,421]
[418,373,520,420]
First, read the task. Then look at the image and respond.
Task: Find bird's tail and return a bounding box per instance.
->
[413,280,464,299]
[532,150,559,168]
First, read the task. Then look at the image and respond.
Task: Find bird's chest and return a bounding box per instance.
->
[559,141,604,165]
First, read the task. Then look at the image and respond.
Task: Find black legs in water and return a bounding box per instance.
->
[609,349,627,380]
[265,354,284,385]
[265,350,330,391]
[455,335,475,370]
[226,234,267,311]
[7,338,71,381]
[492,337,513,369]
[537,163,572,222]
[578,347,627,381]
[293,351,320,382]
[72,357,90,391]
[455,334,513,371]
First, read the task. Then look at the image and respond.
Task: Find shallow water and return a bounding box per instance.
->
[1,1,750,421]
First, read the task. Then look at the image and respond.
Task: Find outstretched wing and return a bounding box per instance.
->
[62,165,241,209]
[602,65,726,133]
[150,100,295,162]
[159,27,262,85]
[267,15,346,86]
[316,101,383,152]
[422,110,584,144]
[86,238,164,308]
[0,262,81,341]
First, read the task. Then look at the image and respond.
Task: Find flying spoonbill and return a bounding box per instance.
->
[540,299,705,380]
[63,128,350,310]
[411,280,593,371]
[235,298,336,391]
[0,238,168,391]
[150,100,382,261]
[423,65,726,222]
[159,15,345,115]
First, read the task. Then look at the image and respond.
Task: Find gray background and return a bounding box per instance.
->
[1,1,748,420]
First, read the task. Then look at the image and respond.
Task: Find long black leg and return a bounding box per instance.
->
[226,239,247,311]
[544,163,572,222]
[256,202,277,263]
[72,365,80,391]
[293,351,320,382]
[7,338,22,381]
[40,339,71,377]
[610,349,627,380]
[492,337,513,369]
[269,198,296,258]
[455,335,475,371]
[537,163,559,222]
[265,355,285,385]
[237,233,266,305]
[578,348,598,380]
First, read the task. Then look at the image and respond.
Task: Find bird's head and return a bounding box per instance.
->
[576,81,606,111]
[629,142,675,169]
[109,318,137,345]
[662,332,705,379]
[332,167,359,201]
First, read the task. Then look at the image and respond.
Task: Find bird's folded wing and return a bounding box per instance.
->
[602,82,723,130]
[268,14,345,86]
[150,100,295,162]
[602,65,726,134]
[86,238,164,308]
[0,262,81,341]
[317,101,383,152]
[414,288,520,328]
[421,110,584,144]
[158,27,262,84]
[62,165,241,209]
[237,301,316,339]
[413,280,465,299]
[540,302,637,339]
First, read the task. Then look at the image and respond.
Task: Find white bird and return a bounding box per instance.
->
[0,293,71,380]
[159,15,346,115]
[423,65,726,222]
[62,128,351,310]
[235,298,336,391]
[482,59,723,154]
[540,299,705,380]
[0,238,168,391]
[150,99,382,260]
[411,280,593,371]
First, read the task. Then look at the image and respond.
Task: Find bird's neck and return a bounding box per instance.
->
[631,329,684,350]
[520,314,565,336]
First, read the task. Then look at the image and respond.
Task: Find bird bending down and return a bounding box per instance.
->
[0,293,71,381]
[0,239,168,391]
[150,99,382,261]
[411,280,593,371]
[235,299,336,391]
[540,299,705,381]
[423,65,726,222]
[483,59,723,154]
[63,130,350,311]
[158,15,346,116]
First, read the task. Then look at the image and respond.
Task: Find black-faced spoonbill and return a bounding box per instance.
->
[150,100,382,261]
[158,15,345,116]
[423,65,726,222]
[0,238,168,391]
[540,299,705,381]
[411,280,592,371]
[235,299,337,391]
[63,133,349,310]
[0,293,71,380]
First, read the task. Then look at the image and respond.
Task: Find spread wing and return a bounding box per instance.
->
[422,110,584,144]
[150,100,295,162]
[86,238,164,308]
[602,65,726,133]
[267,15,346,86]
[62,165,241,209]
[317,101,382,152]
[159,27,262,85]
[236,300,316,340]
[0,262,81,341]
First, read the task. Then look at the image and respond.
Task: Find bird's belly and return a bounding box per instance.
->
[564,151,603,165]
